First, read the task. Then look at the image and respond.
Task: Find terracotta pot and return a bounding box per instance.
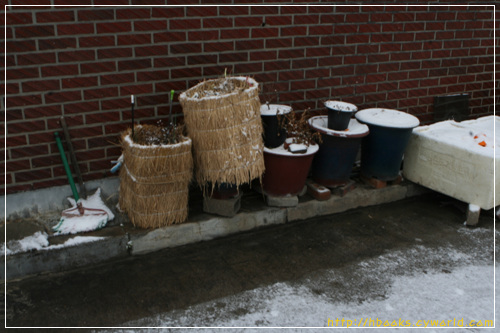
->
[262,140,318,196]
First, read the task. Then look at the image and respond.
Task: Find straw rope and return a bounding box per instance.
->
[179,76,265,187]
[119,132,193,228]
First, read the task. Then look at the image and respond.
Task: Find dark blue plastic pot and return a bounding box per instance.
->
[355,108,420,181]
[324,100,358,131]
[309,116,369,187]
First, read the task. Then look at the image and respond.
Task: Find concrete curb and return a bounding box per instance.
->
[3,183,428,281]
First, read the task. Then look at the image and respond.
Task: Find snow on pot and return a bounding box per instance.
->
[355,108,420,181]
[260,103,292,148]
[119,125,193,228]
[308,116,369,187]
[324,100,358,131]
[262,138,319,196]
[179,76,265,190]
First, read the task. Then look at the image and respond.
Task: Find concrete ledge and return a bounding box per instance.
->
[5,234,128,280]
[4,182,429,280]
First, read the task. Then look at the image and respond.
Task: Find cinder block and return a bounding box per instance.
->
[203,193,242,217]
[266,194,298,207]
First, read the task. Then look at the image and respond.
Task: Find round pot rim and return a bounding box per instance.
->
[324,100,358,112]
[355,108,420,129]
[264,142,319,157]
[309,116,369,138]
[260,103,293,116]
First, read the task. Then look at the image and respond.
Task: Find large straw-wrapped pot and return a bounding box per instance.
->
[119,130,193,228]
[179,76,265,188]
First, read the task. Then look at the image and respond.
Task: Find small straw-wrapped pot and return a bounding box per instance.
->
[179,76,265,188]
[119,131,193,228]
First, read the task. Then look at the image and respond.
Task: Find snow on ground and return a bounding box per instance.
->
[110,227,496,332]
[1,231,106,256]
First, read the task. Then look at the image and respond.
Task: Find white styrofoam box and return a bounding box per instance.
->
[403,115,498,210]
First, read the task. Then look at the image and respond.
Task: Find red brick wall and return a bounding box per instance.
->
[3,4,495,194]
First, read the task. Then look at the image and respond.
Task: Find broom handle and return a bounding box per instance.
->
[55,132,80,202]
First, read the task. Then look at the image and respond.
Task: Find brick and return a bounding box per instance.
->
[79,35,116,48]
[116,34,152,46]
[221,28,249,40]
[45,90,82,104]
[97,47,133,59]
[22,79,60,93]
[7,159,31,173]
[85,111,121,124]
[170,42,202,54]
[15,169,52,183]
[234,16,262,27]
[15,25,55,38]
[188,30,219,41]
[171,67,202,79]
[118,59,152,71]
[135,45,168,57]
[41,64,79,77]
[294,14,319,25]
[10,144,49,159]
[58,50,95,63]
[7,67,40,80]
[279,49,305,59]
[250,51,277,61]
[38,37,77,50]
[36,10,75,23]
[57,23,94,35]
[219,52,248,63]
[6,135,28,147]
[81,61,116,74]
[134,20,167,31]
[170,18,201,30]
[236,39,264,51]
[151,7,185,18]
[62,76,98,89]
[295,36,320,47]
[78,9,115,21]
[187,54,218,65]
[6,12,33,25]
[101,73,135,86]
[116,7,150,20]
[266,194,298,208]
[84,87,119,100]
[6,95,43,108]
[186,6,218,17]
[309,25,333,35]
[266,38,292,49]
[204,41,233,53]
[96,22,131,34]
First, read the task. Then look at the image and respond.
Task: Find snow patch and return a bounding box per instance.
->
[260,104,292,116]
[355,108,420,129]
[1,231,106,256]
[309,116,369,137]
[324,100,358,112]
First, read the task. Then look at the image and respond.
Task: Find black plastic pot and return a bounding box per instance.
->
[324,101,358,131]
[260,104,292,148]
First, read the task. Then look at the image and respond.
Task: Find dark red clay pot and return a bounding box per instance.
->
[262,143,318,197]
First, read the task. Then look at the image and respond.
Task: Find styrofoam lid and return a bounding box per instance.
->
[324,100,358,112]
[309,116,369,138]
[260,104,292,116]
[355,108,420,129]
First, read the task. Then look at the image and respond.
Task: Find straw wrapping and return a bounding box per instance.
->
[119,131,193,228]
[179,76,265,187]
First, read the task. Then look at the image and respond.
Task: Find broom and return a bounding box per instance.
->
[52,132,109,234]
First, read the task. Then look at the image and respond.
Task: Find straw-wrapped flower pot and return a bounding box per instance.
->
[179,76,265,189]
[119,129,193,228]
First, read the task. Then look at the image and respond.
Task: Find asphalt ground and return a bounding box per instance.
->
[2,192,496,330]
